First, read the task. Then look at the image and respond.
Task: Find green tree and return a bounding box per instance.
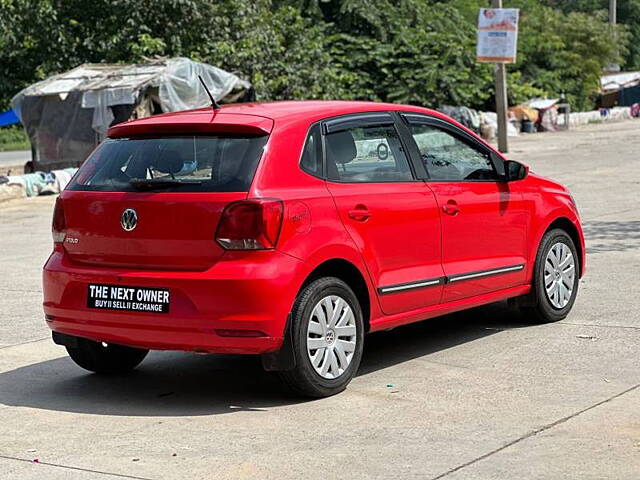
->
[0,0,631,112]
[515,1,626,109]
[193,2,350,100]
[298,0,494,107]
[446,0,626,109]
[546,0,640,69]
[0,0,346,108]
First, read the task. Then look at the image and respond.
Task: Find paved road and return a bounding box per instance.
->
[0,121,639,479]
[0,150,29,169]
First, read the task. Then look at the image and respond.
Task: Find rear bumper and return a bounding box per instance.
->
[43,248,307,354]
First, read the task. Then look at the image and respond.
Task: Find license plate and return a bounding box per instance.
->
[87,284,170,314]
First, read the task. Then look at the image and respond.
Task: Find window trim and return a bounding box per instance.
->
[323,112,395,134]
[400,113,506,183]
[298,121,324,180]
[391,111,430,179]
[318,112,421,184]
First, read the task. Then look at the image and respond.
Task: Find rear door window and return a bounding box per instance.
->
[68,135,268,192]
[325,124,413,182]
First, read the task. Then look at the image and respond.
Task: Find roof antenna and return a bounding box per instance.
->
[198,75,221,110]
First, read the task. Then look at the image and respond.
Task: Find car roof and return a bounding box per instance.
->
[199,100,437,120]
[107,100,446,137]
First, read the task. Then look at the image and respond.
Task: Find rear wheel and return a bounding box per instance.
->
[66,338,148,374]
[521,228,579,323]
[278,277,364,398]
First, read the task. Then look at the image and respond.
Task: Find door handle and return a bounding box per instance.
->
[442,200,459,216]
[348,205,372,221]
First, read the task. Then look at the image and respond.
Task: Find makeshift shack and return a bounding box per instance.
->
[11,58,253,172]
[527,98,561,132]
[600,71,640,108]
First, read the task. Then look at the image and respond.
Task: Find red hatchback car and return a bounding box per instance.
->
[43,101,584,397]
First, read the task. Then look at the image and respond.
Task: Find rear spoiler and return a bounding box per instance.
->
[108,113,274,138]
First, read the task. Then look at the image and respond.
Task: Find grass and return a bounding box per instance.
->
[0,126,30,152]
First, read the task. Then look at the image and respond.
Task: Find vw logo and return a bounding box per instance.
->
[120,208,138,232]
[325,329,335,345]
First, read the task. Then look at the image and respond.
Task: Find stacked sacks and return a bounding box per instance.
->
[438,106,481,134]
[52,168,76,191]
[1,168,77,199]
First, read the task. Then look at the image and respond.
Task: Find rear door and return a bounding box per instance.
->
[62,133,269,270]
[323,113,444,315]
[401,113,528,303]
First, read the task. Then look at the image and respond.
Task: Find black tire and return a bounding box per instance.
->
[278,277,365,398]
[520,228,580,323]
[66,337,148,374]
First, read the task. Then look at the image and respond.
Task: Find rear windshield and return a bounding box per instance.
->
[67,135,268,192]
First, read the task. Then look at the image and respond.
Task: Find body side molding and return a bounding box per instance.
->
[378,264,525,295]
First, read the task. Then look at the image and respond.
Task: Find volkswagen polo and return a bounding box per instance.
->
[43,101,584,397]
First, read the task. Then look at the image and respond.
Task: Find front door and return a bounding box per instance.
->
[323,113,444,315]
[402,114,528,303]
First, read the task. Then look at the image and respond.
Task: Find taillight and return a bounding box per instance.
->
[52,198,66,243]
[216,199,283,250]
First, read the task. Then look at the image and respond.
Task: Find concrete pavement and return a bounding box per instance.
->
[0,121,638,479]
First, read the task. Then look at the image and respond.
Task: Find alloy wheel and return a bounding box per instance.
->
[544,242,576,309]
[306,295,357,379]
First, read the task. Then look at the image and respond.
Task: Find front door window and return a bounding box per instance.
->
[408,123,499,181]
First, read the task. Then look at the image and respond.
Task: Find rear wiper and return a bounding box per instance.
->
[129,178,203,190]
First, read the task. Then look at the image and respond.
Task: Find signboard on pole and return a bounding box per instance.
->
[477,8,519,63]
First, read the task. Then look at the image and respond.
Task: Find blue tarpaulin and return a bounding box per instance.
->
[620,85,640,107]
[0,109,20,127]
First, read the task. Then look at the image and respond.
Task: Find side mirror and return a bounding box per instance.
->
[504,160,529,181]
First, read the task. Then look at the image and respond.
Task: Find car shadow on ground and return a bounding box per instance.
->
[0,301,530,417]
[583,220,640,254]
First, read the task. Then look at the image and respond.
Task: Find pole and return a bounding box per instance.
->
[495,63,509,154]
[609,0,616,24]
[492,0,509,153]
[609,0,619,71]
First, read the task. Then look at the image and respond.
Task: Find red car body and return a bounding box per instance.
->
[43,101,585,357]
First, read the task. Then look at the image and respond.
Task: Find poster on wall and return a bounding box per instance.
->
[477,8,520,63]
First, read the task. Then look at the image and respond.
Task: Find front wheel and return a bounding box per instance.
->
[66,337,148,374]
[521,228,580,323]
[278,277,364,398]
